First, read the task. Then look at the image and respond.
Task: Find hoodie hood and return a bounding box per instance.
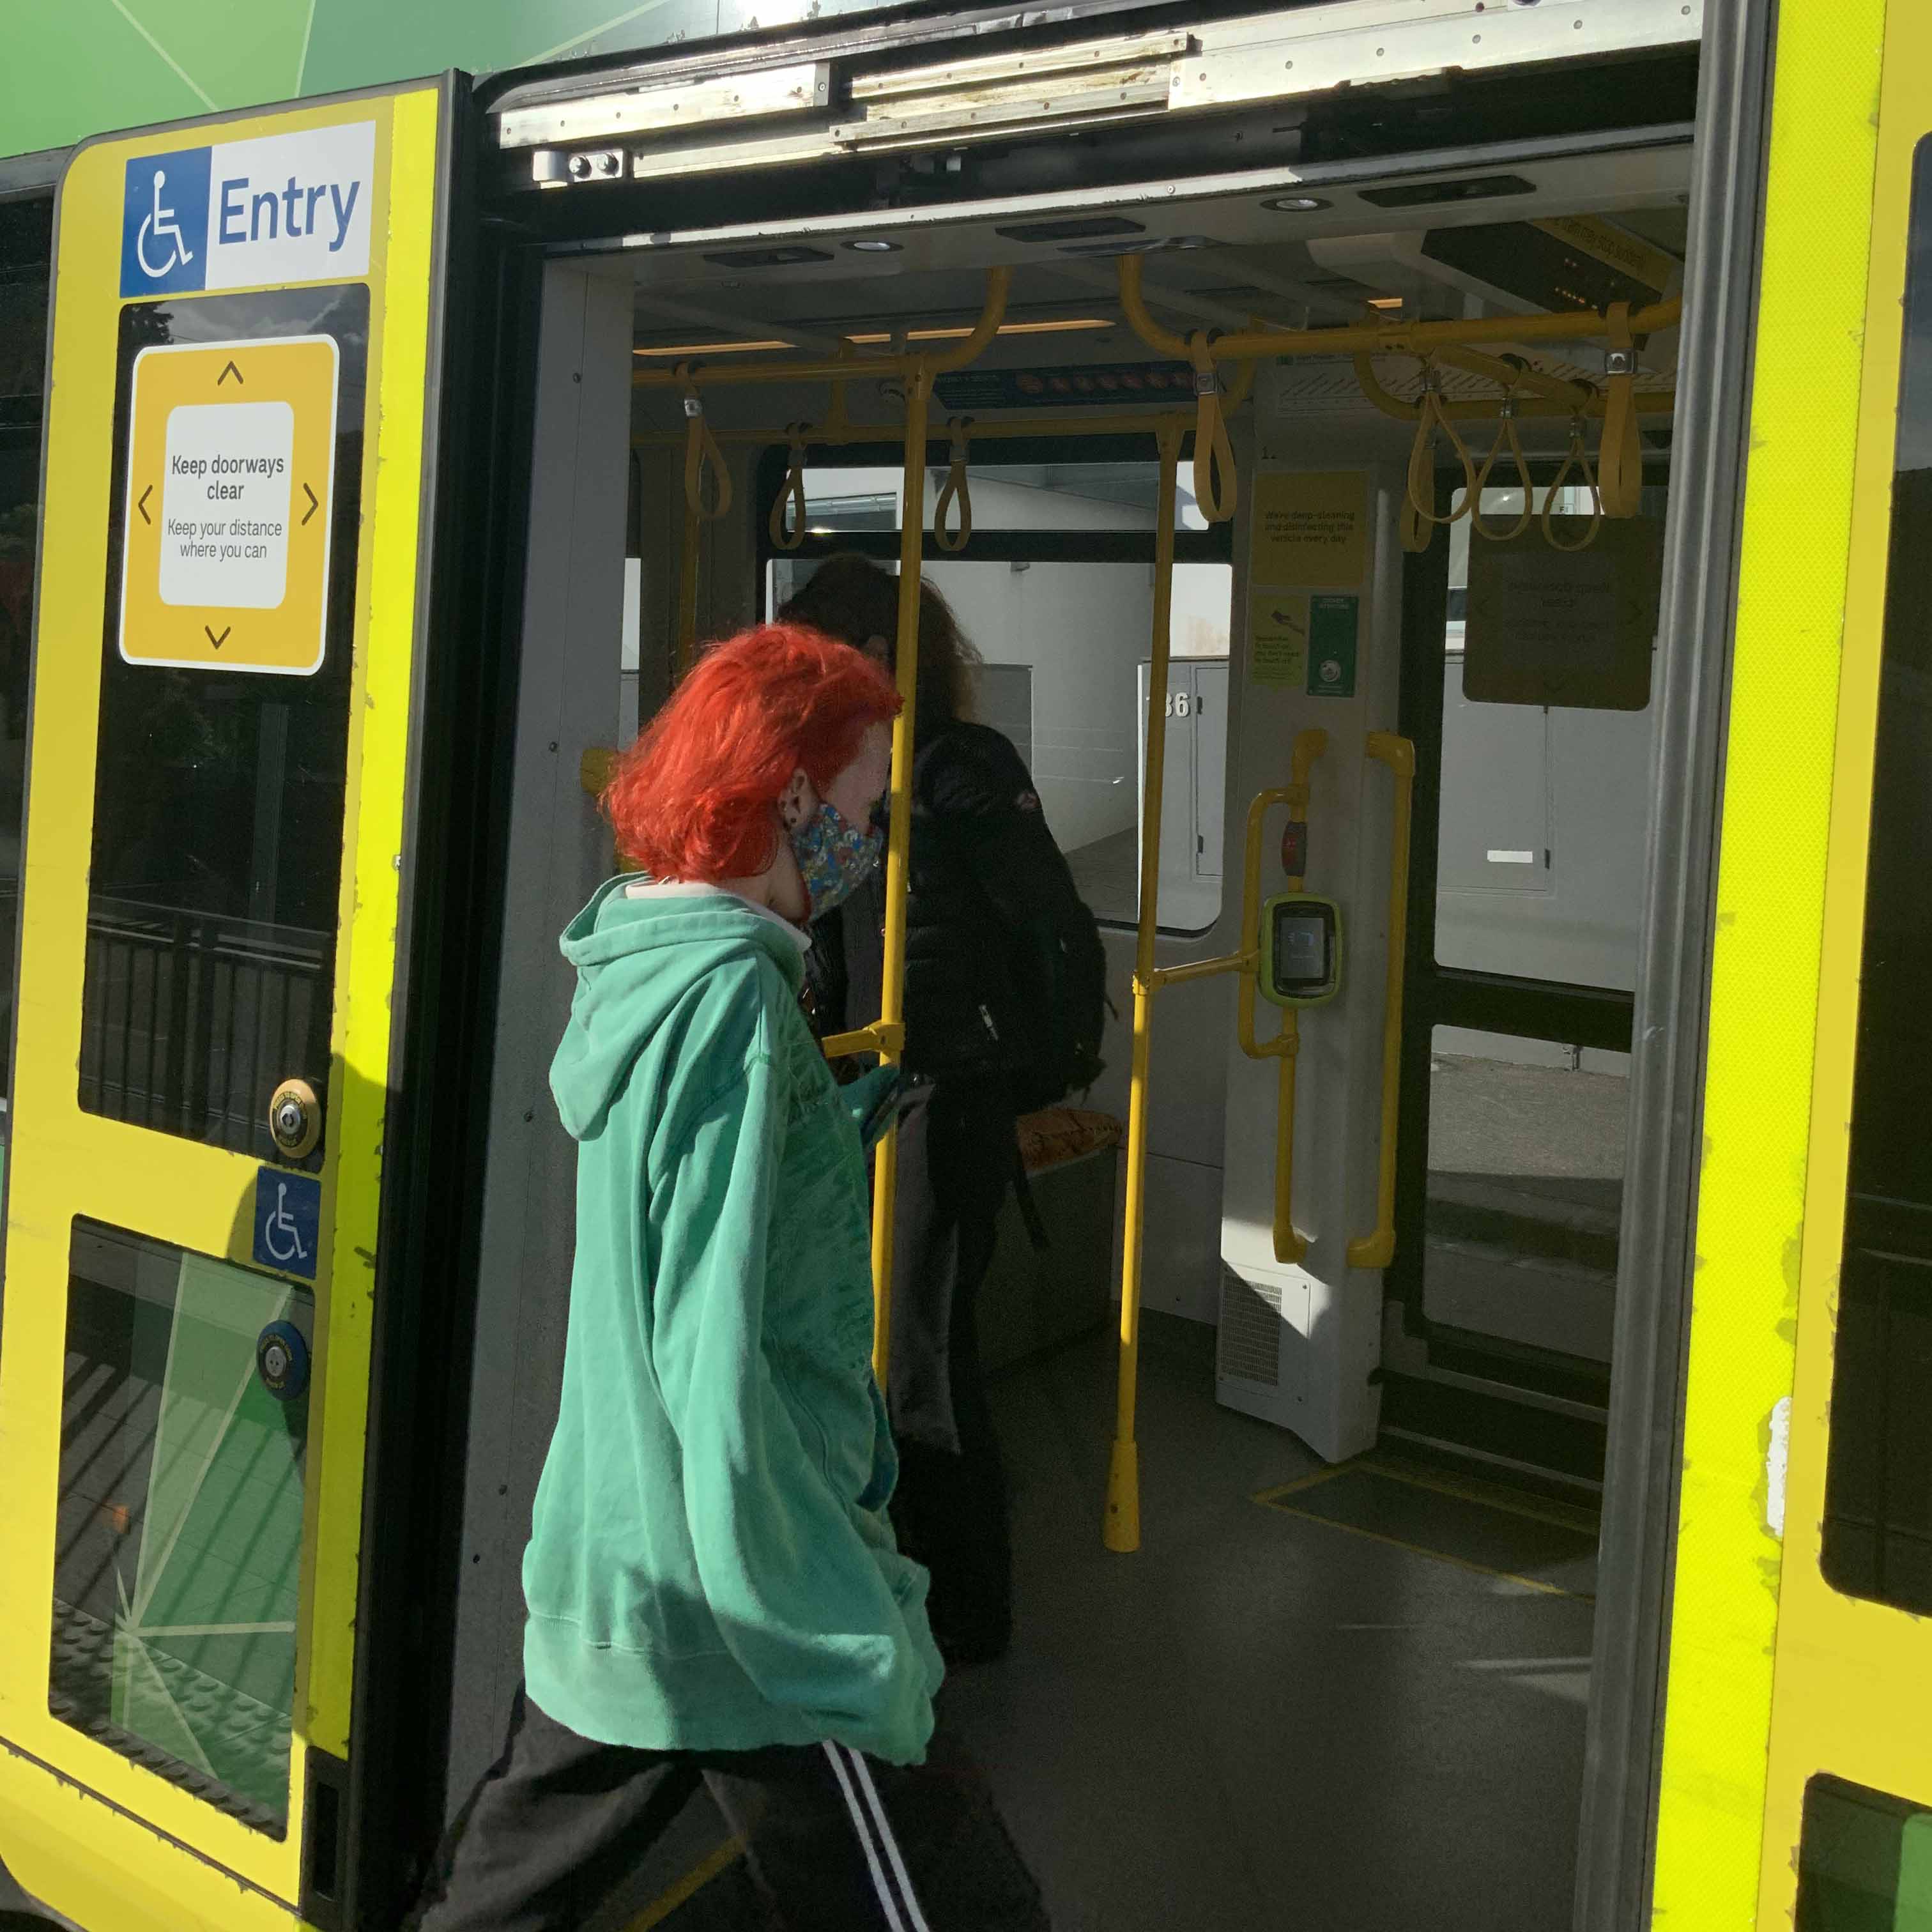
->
[549,877,807,1141]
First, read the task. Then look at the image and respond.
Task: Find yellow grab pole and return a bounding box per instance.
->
[868,364,931,1384]
[1105,417,1184,1554]
[1346,732,1416,1269]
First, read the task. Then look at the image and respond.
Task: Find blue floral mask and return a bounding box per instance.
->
[788,800,884,919]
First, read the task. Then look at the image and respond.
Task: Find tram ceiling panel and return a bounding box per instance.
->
[489,0,1703,205]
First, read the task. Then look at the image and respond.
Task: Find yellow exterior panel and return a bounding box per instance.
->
[305,80,440,1759]
[1650,3,1887,1926]
[0,81,443,1922]
[1756,3,1932,1920]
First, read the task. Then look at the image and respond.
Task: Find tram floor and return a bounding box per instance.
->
[603,1310,1595,1932]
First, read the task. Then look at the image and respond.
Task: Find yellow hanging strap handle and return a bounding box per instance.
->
[1346,732,1416,1271]
[1189,334,1238,525]
[1402,362,1481,552]
[1543,407,1604,552]
[1470,358,1535,542]
[682,383,733,525]
[768,424,809,552]
[1597,301,1643,519]
[933,417,974,553]
[675,376,734,677]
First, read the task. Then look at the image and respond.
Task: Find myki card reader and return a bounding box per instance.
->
[1259,893,1342,1008]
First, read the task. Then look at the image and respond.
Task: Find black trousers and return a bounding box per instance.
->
[412,1687,1048,1932]
[889,1083,1016,1665]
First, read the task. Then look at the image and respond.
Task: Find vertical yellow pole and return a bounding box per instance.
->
[1105,418,1183,1554]
[870,366,931,1383]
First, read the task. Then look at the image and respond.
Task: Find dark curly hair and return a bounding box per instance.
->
[778,553,980,734]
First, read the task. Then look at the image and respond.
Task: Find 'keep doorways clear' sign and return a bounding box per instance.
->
[119,121,374,298]
[118,334,339,673]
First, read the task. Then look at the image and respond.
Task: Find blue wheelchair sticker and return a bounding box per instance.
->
[121,146,212,298]
[254,1167,321,1281]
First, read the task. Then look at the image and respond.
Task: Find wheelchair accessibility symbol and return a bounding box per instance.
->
[253,1167,321,1282]
[119,144,210,297]
[135,168,195,280]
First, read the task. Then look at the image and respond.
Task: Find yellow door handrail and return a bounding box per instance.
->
[1345,732,1416,1271]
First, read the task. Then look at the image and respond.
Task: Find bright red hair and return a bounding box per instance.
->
[606,622,901,883]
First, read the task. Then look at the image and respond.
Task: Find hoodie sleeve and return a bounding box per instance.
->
[646,1046,936,1765]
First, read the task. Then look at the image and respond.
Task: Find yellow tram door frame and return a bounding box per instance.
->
[1649,0,1932,1923]
[0,82,456,1931]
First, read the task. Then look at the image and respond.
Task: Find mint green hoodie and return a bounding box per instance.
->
[523,878,943,1765]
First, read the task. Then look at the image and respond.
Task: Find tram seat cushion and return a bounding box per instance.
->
[979,1107,1123,1377]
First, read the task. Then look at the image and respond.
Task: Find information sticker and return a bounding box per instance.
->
[118,333,339,673]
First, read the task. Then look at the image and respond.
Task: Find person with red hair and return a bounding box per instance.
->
[415,624,1050,1931]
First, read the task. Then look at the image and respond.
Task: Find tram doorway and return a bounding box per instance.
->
[454,121,1685,1929]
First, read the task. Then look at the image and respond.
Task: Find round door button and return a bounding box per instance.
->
[268,1078,320,1160]
[256,1319,310,1402]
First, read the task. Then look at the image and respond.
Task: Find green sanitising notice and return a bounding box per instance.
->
[1307,594,1360,698]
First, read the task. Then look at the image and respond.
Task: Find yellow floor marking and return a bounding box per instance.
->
[1252,1457,1598,1601]
[1358,1456,1602,1538]
[622,1837,746,1931]
[1252,1459,1361,1506]
[1254,1499,1592,1600]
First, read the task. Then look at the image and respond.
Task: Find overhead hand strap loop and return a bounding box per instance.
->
[1543,411,1604,553]
[768,424,809,552]
[1404,362,1480,542]
[1190,335,1238,525]
[1471,361,1535,542]
[933,417,974,553]
[681,379,732,524]
[1597,302,1643,519]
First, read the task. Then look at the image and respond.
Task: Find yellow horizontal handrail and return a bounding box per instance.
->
[1346,732,1416,1271]
[1351,351,1675,425]
[1119,252,1682,365]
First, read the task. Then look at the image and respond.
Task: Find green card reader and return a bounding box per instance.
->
[1259,893,1342,1008]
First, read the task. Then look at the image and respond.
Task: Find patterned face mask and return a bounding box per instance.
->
[788,800,884,919]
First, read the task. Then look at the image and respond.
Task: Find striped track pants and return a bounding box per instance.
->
[411,1685,1049,1932]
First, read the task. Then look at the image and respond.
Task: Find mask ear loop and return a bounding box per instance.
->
[1543,404,1604,553]
[769,424,809,552]
[682,381,733,523]
[933,417,974,553]
[1403,360,1481,551]
[1471,358,1535,542]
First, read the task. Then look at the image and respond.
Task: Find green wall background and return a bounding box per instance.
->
[4,0,910,159]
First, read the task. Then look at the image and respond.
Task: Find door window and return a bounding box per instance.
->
[79,288,367,1165]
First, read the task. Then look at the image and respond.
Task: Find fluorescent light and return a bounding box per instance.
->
[1367,296,1404,311]
[843,318,1111,344]
[632,339,795,356]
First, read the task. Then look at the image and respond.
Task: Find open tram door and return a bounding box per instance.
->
[0,79,495,1932]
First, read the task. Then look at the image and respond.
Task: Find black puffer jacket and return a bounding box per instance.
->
[807,720,1106,1112]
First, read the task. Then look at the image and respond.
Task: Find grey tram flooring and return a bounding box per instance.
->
[596,1311,1593,1932]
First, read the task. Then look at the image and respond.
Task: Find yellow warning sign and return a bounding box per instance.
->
[118,334,339,673]
[1251,471,1368,588]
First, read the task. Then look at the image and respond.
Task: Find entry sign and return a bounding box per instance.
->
[118,334,339,673]
[119,121,374,297]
